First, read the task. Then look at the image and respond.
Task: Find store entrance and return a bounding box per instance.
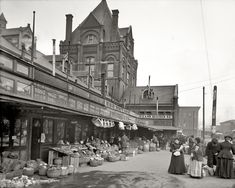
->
[31,118,41,160]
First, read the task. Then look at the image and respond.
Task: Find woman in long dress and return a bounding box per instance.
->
[216,135,235,179]
[168,137,187,174]
[205,137,220,168]
[188,137,204,178]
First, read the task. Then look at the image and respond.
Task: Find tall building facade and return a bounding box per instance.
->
[59,0,138,101]
[178,106,200,137]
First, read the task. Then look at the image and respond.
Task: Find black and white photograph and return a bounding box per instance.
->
[0,0,235,187]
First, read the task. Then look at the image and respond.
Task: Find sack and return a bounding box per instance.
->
[173,151,180,156]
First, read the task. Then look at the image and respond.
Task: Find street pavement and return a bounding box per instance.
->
[32,150,235,188]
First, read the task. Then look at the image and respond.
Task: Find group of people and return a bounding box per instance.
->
[168,134,235,179]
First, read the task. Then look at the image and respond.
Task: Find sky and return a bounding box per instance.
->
[1,0,235,128]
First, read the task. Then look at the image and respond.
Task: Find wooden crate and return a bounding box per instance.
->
[62,156,70,166]
[70,157,79,173]
[48,150,58,165]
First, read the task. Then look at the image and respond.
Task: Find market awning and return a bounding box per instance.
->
[138,124,180,131]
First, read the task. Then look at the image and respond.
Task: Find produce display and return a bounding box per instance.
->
[0,137,158,187]
[0,175,58,188]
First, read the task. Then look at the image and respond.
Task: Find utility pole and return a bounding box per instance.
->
[211,85,217,137]
[31,11,35,78]
[203,86,205,143]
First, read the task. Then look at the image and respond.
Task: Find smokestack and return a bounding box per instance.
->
[52,39,56,76]
[111,9,119,41]
[65,14,73,42]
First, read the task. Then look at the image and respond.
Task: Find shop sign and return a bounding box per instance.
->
[83,103,89,112]
[68,98,76,108]
[34,87,46,101]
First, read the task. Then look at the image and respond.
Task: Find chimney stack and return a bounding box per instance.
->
[52,39,56,76]
[111,9,119,41]
[65,14,73,42]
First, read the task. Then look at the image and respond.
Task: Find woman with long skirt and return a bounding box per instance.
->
[168,137,187,175]
[188,137,204,178]
[216,135,235,179]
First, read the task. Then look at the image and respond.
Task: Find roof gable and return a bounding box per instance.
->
[80,13,102,29]
[123,85,177,104]
[92,0,112,25]
[0,13,7,22]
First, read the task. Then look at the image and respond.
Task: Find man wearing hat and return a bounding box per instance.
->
[215,134,235,179]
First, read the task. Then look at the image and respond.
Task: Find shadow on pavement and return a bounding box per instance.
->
[31,171,185,188]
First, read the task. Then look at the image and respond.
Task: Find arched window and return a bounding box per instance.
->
[107,64,114,78]
[143,88,154,99]
[84,34,98,44]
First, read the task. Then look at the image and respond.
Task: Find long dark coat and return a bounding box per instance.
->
[215,141,235,179]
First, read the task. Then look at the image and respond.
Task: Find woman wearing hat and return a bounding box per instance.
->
[168,137,187,174]
[187,137,204,178]
[215,135,235,179]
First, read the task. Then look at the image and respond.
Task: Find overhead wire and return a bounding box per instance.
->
[200,0,213,98]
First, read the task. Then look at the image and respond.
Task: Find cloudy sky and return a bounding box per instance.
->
[1,0,235,128]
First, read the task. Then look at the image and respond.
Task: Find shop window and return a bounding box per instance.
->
[0,76,14,92]
[42,119,53,143]
[16,63,29,76]
[107,64,114,78]
[74,123,82,142]
[17,82,31,96]
[1,118,10,147]
[13,119,28,146]
[0,54,13,69]
[21,119,28,146]
[56,121,65,143]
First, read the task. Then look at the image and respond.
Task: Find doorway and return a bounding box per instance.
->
[31,118,41,160]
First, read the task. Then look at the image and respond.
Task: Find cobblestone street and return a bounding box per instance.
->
[31,151,235,188]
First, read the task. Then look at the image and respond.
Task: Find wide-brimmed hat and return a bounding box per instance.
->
[224,135,233,140]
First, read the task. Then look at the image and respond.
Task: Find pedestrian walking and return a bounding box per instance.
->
[152,134,159,148]
[187,137,204,178]
[205,137,220,169]
[168,137,187,175]
[121,132,129,153]
[215,135,235,179]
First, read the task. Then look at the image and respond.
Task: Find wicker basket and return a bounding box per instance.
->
[23,167,34,176]
[61,167,69,176]
[107,156,120,162]
[39,166,48,176]
[47,168,61,178]
[89,160,100,167]
[68,165,74,174]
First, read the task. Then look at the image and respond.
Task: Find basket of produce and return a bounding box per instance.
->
[39,165,48,176]
[120,154,128,161]
[47,167,61,178]
[89,159,100,167]
[23,167,34,176]
[53,157,62,165]
[68,165,74,174]
[107,155,120,162]
[26,160,39,172]
[143,143,150,152]
[61,166,69,176]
